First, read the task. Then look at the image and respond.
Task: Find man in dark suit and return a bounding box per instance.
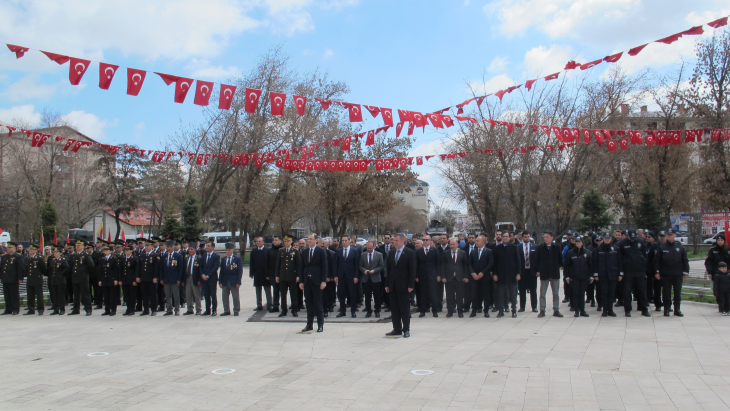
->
[359,239,384,318]
[159,239,184,316]
[461,233,477,312]
[376,234,392,312]
[267,236,283,312]
[301,234,328,332]
[219,243,243,316]
[535,231,564,318]
[183,244,202,315]
[416,235,442,317]
[517,232,538,313]
[249,237,271,311]
[493,232,522,318]
[442,238,470,317]
[200,240,220,316]
[336,236,360,318]
[469,234,494,318]
[385,233,416,338]
[320,238,337,317]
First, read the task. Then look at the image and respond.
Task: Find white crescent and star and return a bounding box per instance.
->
[74,62,86,74]
[249,92,258,102]
[296,97,304,107]
[180,82,190,90]
[224,88,233,99]
[104,67,115,79]
[132,73,142,85]
[352,106,359,114]
[274,96,282,106]
[200,85,209,96]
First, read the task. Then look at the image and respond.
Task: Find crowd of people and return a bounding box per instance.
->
[0,227,696,338]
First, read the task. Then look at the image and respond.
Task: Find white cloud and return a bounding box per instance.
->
[488,56,508,72]
[523,44,575,75]
[323,48,335,60]
[62,111,118,140]
[686,9,730,26]
[613,36,697,74]
[469,74,516,95]
[0,104,42,124]
[1,75,57,101]
[409,140,443,158]
[184,59,240,80]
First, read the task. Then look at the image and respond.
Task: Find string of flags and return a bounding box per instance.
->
[4,15,727,120]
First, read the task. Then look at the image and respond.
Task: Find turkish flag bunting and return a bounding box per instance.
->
[525,79,538,91]
[564,60,580,70]
[366,130,375,146]
[218,84,237,110]
[155,73,193,103]
[593,130,605,146]
[381,108,394,126]
[348,104,363,122]
[71,141,90,153]
[580,59,602,70]
[619,139,629,150]
[428,113,444,128]
[322,160,329,171]
[292,95,307,116]
[407,122,415,136]
[218,154,228,163]
[541,125,551,138]
[203,154,212,165]
[364,105,380,118]
[398,110,414,123]
[570,128,580,142]
[126,68,146,96]
[270,92,286,115]
[656,33,682,44]
[63,139,76,151]
[416,156,423,165]
[396,122,404,137]
[607,140,617,151]
[284,159,292,170]
[629,130,643,144]
[628,44,648,56]
[341,136,351,151]
[494,89,506,101]
[194,81,214,106]
[604,52,623,63]
[376,159,383,171]
[656,131,668,146]
[544,73,559,81]
[507,123,516,135]
[31,133,50,148]
[41,51,70,65]
[602,129,612,140]
[306,161,314,171]
[669,131,681,145]
[241,154,250,166]
[6,44,29,59]
[528,125,538,133]
[681,26,704,36]
[255,156,264,168]
[315,98,332,110]
[98,63,119,90]
[455,116,478,124]
[325,160,333,172]
[399,158,407,170]
[314,160,322,171]
[5,126,15,137]
[384,159,391,170]
[337,160,345,171]
[244,88,262,113]
[352,161,360,172]
[708,17,728,28]
[441,115,454,127]
[552,127,563,141]
[273,158,282,168]
[646,134,656,146]
[412,112,427,128]
[68,58,90,85]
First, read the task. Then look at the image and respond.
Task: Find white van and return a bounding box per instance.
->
[202,232,249,252]
[0,231,11,244]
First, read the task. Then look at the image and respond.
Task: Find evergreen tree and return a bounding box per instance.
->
[159,211,181,240]
[38,201,60,244]
[634,185,664,233]
[577,188,613,233]
[180,195,202,239]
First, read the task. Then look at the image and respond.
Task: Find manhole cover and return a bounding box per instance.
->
[410,370,434,376]
[212,368,236,375]
[87,352,109,357]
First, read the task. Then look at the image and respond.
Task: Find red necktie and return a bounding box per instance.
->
[452,252,456,263]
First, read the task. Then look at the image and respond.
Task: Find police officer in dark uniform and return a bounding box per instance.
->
[24,243,47,315]
[68,240,95,315]
[120,244,138,316]
[1,242,25,315]
[131,239,144,311]
[617,230,651,317]
[644,231,663,311]
[563,236,592,317]
[137,240,160,316]
[593,232,622,317]
[48,245,69,315]
[98,244,119,316]
[655,229,690,317]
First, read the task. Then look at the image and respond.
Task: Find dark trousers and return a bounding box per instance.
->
[271,277,280,308]
[615,281,623,305]
[430,279,444,312]
[157,282,166,309]
[389,286,411,332]
[72,281,92,312]
[600,279,617,313]
[50,284,66,311]
[122,284,136,314]
[26,284,44,311]
[90,278,102,306]
[66,276,74,303]
[323,281,336,310]
[102,285,118,314]
[661,275,683,313]
[337,278,357,314]
[624,273,648,313]
[518,274,537,310]
[563,278,571,301]
[415,277,429,313]
[586,280,596,303]
[2,282,19,313]
[140,281,158,313]
[135,284,143,310]
[255,284,272,309]
[462,279,472,311]
[201,279,218,312]
[471,276,492,313]
[653,276,663,309]
[362,280,381,313]
[720,291,730,313]
[297,285,304,309]
[381,280,389,309]
[497,283,517,313]
[647,274,655,302]
[571,279,589,313]
[445,279,465,313]
[304,281,324,327]
[280,280,298,313]
[594,279,602,308]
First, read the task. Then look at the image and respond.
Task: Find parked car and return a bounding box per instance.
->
[202,231,249,252]
[704,231,726,244]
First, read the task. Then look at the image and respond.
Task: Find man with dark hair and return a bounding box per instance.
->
[517,232,538,313]
[301,233,328,332]
[493,232,521,318]
[97,244,119,316]
[618,230,651,317]
[535,231,563,318]
[275,236,301,317]
[336,236,360,318]
[200,240,220,316]
[655,229,689,317]
[48,246,69,315]
[219,242,243,316]
[267,236,282,312]
[137,240,160,316]
[469,234,494,318]
[415,235,441,317]
[250,237,271,311]
[24,244,47,315]
[385,233,416,338]
[442,238,469,317]
[1,242,25,315]
[159,239,184,316]
[68,240,95,316]
[120,244,138,316]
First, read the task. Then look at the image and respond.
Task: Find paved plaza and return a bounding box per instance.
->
[2,267,730,410]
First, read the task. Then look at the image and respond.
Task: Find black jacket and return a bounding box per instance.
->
[267,244,282,280]
[705,244,728,276]
[718,270,730,293]
[69,251,95,284]
[1,252,26,284]
[645,241,659,276]
[492,243,521,284]
[302,246,328,285]
[617,239,647,274]
[97,255,119,286]
[48,256,69,286]
[655,240,689,276]
[386,246,416,291]
[564,247,592,280]
[469,246,494,278]
[137,251,160,282]
[593,243,622,281]
[250,246,269,287]
[416,246,441,280]
[119,254,137,285]
[25,254,47,287]
[183,254,202,285]
[534,243,562,280]
[441,248,469,282]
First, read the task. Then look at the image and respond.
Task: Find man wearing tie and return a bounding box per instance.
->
[416,235,442,317]
[219,243,243,316]
[443,238,470,317]
[469,234,494,318]
[200,240,220,316]
[159,239,184,316]
[377,234,392,312]
[461,233,477,312]
[136,240,160,316]
[493,231,522,318]
[249,237,271,311]
[359,239,384,318]
[336,236,360,318]
[320,238,337,317]
[183,244,202,315]
[301,233,328,332]
[120,244,138,316]
[385,233,416,338]
[97,244,119,316]
[517,233,538,313]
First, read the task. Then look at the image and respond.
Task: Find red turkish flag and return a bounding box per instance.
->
[570,128,580,142]
[544,73,559,81]
[343,160,352,172]
[366,130,375,146]
[399,158,407,170]
[156,73,193,103]
[31,132,50,148]
[193,81,214,106]
[407,122,415,135]
[628,44,648,56]
[564,60,580,70]
[681,26,703,36]
[284,159,292,170]
[604,52,623,63]
[581,129,591,144]
[270,92,286,115]
[376,159,383,171]
[68,58,90,85]
[241,154,250,166]
[348,104,363,122]
[441,115,454,127]
[580,59,602,70]
[364,105,380,118]
[315,98,332,110]
[337,160,345,171]
[607,140,617,151]
[494,89,506,101]
[353,160,360,171]
[552,127,563,141]
[293,95,307,116]
[593,130,605,146]
[428,113,443,128]
[619,138,629,150]
[126,68,146,96]
[6,44,29,59]
[41,51,70,65]
[314,160,322,171]
[645,134,655,146]
[541,126,551,138]
[656,33,682,45]
[99,63,119,90]
[328,160,335,172]
[398,110,413,123]
[381,108,394,126]
[360,160,367,170]
[322,160,329,171]
[63,139,76,151]
[341,136,351,151]
[708,17,728,28]
[669,131,681,145]
[306,161,314,171]
[525,79,538,91]
[416,156,423,165]
[244,88,262,113]
[395,122,404,137]
[602,129,612,140]
[629,131,643,144]
[218,84,237,110]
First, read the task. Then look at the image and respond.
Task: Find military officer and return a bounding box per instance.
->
[120,244,138,316]
[1,242,25,315]
[137,240,160,316]
[98,244,119,316]
[68,240,95,316]
[24,243,47,315]
[275,236,301,317]
[48,246,69,315]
